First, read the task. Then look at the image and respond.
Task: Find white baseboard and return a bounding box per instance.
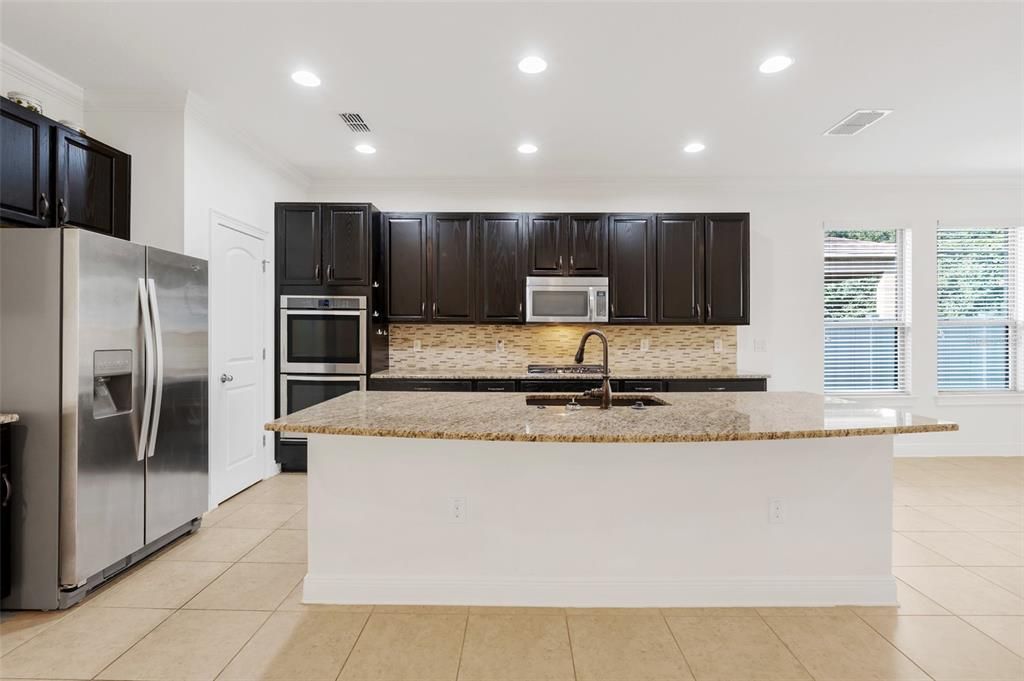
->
[303,574,898,608]
[895,442,1022,457]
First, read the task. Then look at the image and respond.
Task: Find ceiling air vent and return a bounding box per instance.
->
[823,109,893,136]
[339,113,371,133]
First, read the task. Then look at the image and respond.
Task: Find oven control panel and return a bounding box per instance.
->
[280,295,366,310]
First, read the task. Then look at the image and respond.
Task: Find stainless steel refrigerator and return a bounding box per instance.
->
[0,228,208,610]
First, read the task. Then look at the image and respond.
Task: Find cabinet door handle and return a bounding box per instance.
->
[421,301,425,315]
[373,310,380,318]
[635,386,653,392]
[706,303,712,319]
[433,301,438,316]
[39,192,49,219]
[372,280,380,288]
[57,198,68,225]
[708,386,726,391]
[518,301,523,315]
[692,303,699,318]
[413,387,432,391]
[327,265,334,280]
[1,472,11,507]
[569,255,574,269]
[314,264,321,280]
[485,387,506,392]
[558,255,563,269]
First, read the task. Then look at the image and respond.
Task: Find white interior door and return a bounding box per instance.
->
[210,220,268,503]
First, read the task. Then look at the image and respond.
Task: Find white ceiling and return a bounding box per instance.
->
[2,1,1021,181]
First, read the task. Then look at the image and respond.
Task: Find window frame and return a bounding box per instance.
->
[823,226,912,396]
[935,225,1023,394]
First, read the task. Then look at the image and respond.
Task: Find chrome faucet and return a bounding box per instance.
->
[574,329,612,409]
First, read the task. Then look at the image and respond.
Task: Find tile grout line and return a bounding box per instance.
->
[452,610,471,681]
[209,609,274,681]
[333,609,373,681]
[564,614,579,681]
[750,610,817,681]
[659,609,699,681]
[846,607,938,681]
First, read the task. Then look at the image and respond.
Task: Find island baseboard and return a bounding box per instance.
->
[302,574,898,608]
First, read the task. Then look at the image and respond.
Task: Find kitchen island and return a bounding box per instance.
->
[267,391,955,608]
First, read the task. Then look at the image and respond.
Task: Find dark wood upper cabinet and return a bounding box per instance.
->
[704,213,750,325]
[1,99,51,228]
[54,127,130,240]
[478,213,525,322]
[527,213,565,275]
[656,214,704,324]
[323,204,369,286]
[608,214,655,323]
[385,213,429,321]
[429,214,476,322]
[566,214,607,275]
[276,203,322,286]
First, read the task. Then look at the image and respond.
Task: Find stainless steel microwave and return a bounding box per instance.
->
[525,276,609,323]
[279,295,367,374]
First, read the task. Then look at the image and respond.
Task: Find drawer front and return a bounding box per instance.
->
[475,380,517,392]
[369,379,474,392]
[620,380,664,393]
[520,379,610,393]
[666,379,766,392]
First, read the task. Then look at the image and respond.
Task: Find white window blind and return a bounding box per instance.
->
[824,229,910,393]
[937,226,1023,392]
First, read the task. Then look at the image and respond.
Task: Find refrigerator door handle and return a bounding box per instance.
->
[138,278,155,462]
[145,278,164,459]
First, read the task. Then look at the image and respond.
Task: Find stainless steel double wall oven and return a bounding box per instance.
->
[278,295,368,442]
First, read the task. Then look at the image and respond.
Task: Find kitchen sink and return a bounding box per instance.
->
[525,394,668,409]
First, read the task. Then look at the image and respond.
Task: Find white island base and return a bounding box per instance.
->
[303,433,896,608]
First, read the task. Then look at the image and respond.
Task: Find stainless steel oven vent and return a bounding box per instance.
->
[823,109,893,136]
[339,113,371,133]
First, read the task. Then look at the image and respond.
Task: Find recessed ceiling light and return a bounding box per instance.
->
[517,143,538,154]
[758,55,794,74]
[354,144,376,154]
[683,142,705,154]
[517,56,547,74]
[291,70,321,87]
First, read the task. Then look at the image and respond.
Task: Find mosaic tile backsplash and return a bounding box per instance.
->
[388,324,737,374]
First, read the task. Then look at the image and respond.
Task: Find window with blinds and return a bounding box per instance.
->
[937,226,1022,392]
[824,229,910,393]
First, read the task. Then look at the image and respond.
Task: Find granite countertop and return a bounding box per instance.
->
[0,413,19,425]
[266,391,956,444]
[370,370,771,381]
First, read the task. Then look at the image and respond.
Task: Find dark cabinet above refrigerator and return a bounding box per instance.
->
[0,98,131,240]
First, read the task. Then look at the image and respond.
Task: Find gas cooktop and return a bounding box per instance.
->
[527,364,605,375]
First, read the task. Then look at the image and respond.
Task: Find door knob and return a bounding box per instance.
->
[220,373,234,383]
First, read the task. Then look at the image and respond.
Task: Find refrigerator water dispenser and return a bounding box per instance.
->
[93,350,133,418]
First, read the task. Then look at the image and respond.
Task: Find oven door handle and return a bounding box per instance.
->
[281,309,364,316]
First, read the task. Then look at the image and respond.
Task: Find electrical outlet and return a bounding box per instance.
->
[496,339,506,353]
[754,338,768,353]
[449,496,466,522]
[413,339,422,352]
[713,338,724,353]
[769,498,785,524]
[640,338,650,352]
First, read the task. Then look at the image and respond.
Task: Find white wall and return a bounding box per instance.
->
[84,93,186,252]
[183,93,308,260]
[309,178,1024,457]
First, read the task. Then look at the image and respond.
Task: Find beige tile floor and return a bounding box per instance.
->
[1,457,1022,681]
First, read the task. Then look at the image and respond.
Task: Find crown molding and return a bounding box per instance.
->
[310,174,1024,194]
[0,43,84,111]
[184,91,310,189]
[85,89,188,112]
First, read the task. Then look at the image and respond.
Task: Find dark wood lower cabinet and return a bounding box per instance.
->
[368,378,765,392]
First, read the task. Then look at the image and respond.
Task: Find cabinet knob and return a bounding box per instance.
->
[372,281,380,288]
[38,193,49,219]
